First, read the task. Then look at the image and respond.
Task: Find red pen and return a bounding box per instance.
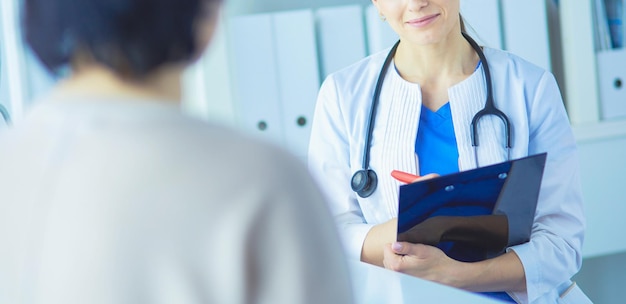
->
[391,170,421,184]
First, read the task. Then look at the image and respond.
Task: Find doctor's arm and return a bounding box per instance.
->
[506,72,585,302]
[361,218,397,266]
[308,75,382,263]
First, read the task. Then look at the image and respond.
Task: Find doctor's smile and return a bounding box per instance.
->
[406,14,440,28]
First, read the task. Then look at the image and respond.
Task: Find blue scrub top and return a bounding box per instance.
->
[415,60,482,176]
[415,102,460,176]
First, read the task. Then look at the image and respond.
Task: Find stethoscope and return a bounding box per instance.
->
[351,32,511,198]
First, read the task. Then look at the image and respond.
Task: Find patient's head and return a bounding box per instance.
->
[24,0,223,79]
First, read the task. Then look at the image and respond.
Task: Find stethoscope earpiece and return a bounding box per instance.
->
[351,169,378,198]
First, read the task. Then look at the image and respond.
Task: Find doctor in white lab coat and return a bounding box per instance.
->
[308,0,589,303]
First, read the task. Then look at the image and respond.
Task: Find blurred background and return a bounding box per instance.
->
[1,0,625,302]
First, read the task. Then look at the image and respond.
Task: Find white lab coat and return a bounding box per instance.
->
[308,46,588,303]
[0,98,354,304]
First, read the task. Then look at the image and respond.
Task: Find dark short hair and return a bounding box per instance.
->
[24,0,221,78]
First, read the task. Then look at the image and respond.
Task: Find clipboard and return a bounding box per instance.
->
[396,153,547,262]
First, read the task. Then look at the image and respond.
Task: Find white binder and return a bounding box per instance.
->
[316,5,367,78]
[501,0,552,71]
[596,49,626,120]
[273,10,320,160]
[182,18,236,125]
[228,13,284,146]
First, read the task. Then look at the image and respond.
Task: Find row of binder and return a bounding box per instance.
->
[1,1,558,156]
[227,5,398,161]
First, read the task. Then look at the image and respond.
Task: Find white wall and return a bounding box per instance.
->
[573,251,626,304]
[571,134,626,303]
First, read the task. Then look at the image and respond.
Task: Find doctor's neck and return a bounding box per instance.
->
[393,31,478,84]
[53,59,185,104]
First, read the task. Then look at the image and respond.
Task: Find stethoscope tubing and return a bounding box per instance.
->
[464,32,511,166]
[360,40,401,170]
[353,32,512,198]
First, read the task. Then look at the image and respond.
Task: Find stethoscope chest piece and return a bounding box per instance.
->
[351,169,378,198]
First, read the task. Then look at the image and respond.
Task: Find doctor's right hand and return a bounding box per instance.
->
[382,242,462,288]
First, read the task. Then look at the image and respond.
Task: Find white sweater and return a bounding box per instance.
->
[0,98,353,304]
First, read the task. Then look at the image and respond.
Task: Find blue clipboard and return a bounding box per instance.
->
[396,153,547,262]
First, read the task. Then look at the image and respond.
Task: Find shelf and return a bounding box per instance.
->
[573,119,626,143]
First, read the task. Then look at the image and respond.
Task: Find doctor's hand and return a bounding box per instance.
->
[382,242,464,288]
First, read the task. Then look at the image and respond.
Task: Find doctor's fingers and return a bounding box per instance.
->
[391,242,434,257]
[382,243,401,271]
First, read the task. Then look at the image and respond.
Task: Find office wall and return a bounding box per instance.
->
[572,135,626,303]
[574,251,626,304]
